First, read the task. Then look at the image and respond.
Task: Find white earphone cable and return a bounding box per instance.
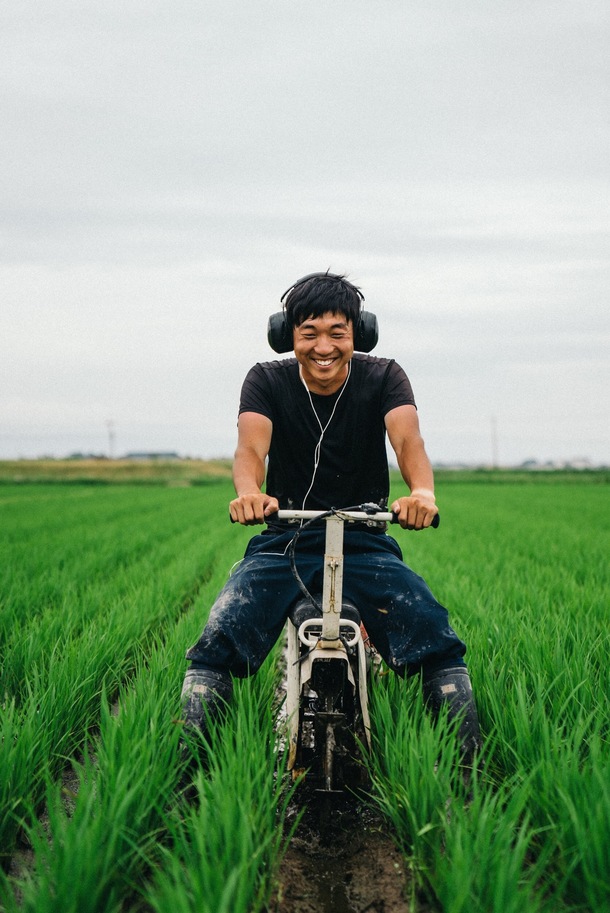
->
[300,361,351,510]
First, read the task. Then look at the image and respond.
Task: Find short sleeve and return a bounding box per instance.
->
[238,364,275,421]
[380,360,416,415]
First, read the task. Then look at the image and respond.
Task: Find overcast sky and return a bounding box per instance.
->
[2,0,608,466]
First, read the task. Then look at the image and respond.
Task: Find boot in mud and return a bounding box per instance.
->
[179,666,233,781]
[422,665,482,774]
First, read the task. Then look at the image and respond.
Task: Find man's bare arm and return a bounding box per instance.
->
[229,411,279,525]
[385,404,438,530]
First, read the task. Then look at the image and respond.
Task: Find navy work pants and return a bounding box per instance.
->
[186,528,466,678]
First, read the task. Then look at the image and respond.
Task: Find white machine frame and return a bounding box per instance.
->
[279,507,392,790]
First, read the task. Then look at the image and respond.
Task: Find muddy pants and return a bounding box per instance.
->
[185,527,466,678]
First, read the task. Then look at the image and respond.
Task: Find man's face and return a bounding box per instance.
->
[293,312,354,395]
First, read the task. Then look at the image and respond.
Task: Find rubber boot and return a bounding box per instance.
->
[179,667,233,794]
[180,666,233,738]
[422,665,482,768]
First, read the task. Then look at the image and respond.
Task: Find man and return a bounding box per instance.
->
[182,272,480,763]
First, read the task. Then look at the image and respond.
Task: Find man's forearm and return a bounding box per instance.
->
[230,445,278,525]
[391,439,438,529]
[397,440,435,497]
[232,447,266,497]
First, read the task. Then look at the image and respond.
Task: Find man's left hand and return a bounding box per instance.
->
[391,490,438,530]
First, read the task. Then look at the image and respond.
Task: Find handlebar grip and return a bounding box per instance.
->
[391,512,440,528]
[230,512,277,524]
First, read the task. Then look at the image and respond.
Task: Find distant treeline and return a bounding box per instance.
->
[0,459,607,486]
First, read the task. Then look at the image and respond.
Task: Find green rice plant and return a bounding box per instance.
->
[0,484,249,655]
[373,480,610,911]
[0,600,153,854]
[1,489,290,912]
[525,730,610,910]
[0,486,165,637]
[428,778,557,913]
[142,663,294,913]
[555,762,610,909]
[0,631,137,859]
[366,674,469,886]
[2,608,202,912]
[4,672,184,913]
[367,677,565,913]
[0,697,43,872]
[0,483,252,864]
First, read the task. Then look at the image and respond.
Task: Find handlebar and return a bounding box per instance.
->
[275,507,440,528]
[277,508,393,522]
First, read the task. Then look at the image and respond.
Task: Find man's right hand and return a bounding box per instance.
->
[229,493,279,525]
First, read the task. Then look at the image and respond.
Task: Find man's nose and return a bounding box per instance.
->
[314,334,333,353]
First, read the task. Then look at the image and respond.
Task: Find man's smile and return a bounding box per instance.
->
[293,313,355,394]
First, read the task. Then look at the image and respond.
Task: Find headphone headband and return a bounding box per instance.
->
[280,271,365,304]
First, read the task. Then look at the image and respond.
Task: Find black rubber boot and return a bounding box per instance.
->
[180,666,233,738]
[422,665,482,768]
[178,668,233,794]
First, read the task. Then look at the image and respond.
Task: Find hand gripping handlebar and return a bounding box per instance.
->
[230,504,440,527]
[274,507,440,527]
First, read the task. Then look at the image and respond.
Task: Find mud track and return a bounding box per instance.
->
[270,794,432,913]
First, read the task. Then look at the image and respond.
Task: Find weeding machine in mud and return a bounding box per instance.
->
[280,505,438,797]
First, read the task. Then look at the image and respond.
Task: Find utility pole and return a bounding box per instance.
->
[106,420,116,459]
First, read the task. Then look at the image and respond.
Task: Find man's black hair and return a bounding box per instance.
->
[282,272,363,330]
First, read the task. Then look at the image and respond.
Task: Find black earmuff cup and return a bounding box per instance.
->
[354,311,378,353]
[267,312,293,353]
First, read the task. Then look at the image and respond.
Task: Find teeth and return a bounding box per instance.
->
[314,359,333,366]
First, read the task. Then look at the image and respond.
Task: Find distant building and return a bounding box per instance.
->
[66,452,107,460]
[124,451,181,461]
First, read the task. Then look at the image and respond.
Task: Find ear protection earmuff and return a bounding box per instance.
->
[267,272,379,354]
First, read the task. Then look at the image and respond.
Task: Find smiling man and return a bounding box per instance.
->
[181,272,481,767]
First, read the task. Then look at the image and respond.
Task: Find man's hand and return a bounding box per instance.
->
[391,490,438,530]
[229,492,279,525]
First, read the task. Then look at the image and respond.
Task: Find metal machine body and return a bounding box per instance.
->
[281,508,390,793]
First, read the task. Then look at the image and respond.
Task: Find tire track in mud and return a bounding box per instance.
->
[270,796,431,913]
[273,635,425,913]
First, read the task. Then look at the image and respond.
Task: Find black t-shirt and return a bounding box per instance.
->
[238,353,416,511]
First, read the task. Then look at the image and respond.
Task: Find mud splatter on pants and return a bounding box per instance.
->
[185,527,466,678]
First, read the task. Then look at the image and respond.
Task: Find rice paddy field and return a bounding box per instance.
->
[0,463,608,912]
